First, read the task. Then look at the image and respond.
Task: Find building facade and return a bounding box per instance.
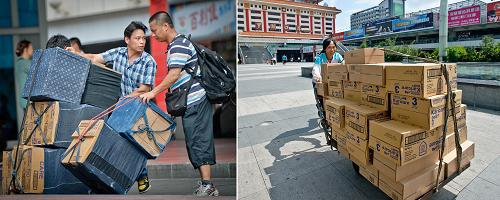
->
[350,0,405,29]
[237,0,341,39]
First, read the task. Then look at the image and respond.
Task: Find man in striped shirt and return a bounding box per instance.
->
[140,11,218,196]
[67,21,156,193]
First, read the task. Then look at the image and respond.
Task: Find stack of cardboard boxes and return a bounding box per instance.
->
[322,48,474,200]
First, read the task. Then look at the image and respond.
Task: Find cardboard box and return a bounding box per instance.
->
[345,104,388,140]
[444,126,468,155]
[344,89,363,103]
[328,87,344,98]
[315,82,328,97]
[378,164,444,200]
[369,120,442,166]
[391,90,462,114]
[349,144,372,167]
[359,163,379,187]
[21,102,104,148]
[391,104,461,130]
[107,99,175,158]
[360,83,389,110]
[62,120,148,194]
[374,150,439,182]
[344,48,385,64]
[349,64,386,86]
[328,80,343,89]
[386,63,458,98]
[330,72,349,81]
[1,146,44,194]
[324,98,355,129]
[362,93,389,111]
[323,63,349,81]
[444,140,475,179]
[337,128,349,158]
[322,63,348,74]
[343,80,361,91]
[346,129,369,152]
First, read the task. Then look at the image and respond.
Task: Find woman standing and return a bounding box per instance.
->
[311,38,344,146]
[14,40,33,111]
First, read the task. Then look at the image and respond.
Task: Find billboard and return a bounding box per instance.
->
[365,20,393,36]
[392,13,433,32]
[344,28,365,40]
[487,1,500,23]
[448,5,481,27]
[171,0,235,40]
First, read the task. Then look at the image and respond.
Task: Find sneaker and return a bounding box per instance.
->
[137,176,151,194]
[194,181,219,196]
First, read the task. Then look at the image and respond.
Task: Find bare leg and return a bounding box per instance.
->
[199,164,211,181]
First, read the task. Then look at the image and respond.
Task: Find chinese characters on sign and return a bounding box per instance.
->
[448,5,481,27]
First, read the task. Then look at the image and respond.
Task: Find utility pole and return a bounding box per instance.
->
[439,0,448,62]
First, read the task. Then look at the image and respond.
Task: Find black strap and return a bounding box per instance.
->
[10,49,45,194]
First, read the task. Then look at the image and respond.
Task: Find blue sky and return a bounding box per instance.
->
[319,0,466,32]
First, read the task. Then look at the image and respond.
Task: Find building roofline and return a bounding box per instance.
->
[241,0,342,13]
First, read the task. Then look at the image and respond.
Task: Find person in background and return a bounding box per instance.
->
[282,54,287,65]
[46,34,71,49]
[14,40,34,131]
[14,40,33,110]
[70,37,84,54]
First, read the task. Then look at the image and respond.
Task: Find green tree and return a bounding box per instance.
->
[359,39,368,48]
[446,46,467,62]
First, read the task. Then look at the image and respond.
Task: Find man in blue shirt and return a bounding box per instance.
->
[67,21,157,193]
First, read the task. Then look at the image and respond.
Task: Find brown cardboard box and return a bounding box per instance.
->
[361,83,387,96]
[369,120,442,166]
[359,165,379,187]
[346,129,368,151]
[328,87,344,98]
[345,104,388,140]
[21,102,59,146]
[344,89,363,103]
[330,72,349,81]
[378,164,445,200]
[1,146,45,194]
[386,63,458,98]
[391,90,462,114]
[349,144,372,167]
[360,83,389,110]
[323,63,350,81]
[444,127,468,155]
[62,120,105,164]
[128,107,174,157]
[349,64,386,86]
[344,48,385,64]
[362,93,389,111]
[444,140,475,179]
[337,128,349,158]
[374,150,439,182]
[315,82,328,97]
[328,80,343,89]
[324,98,355,129]
[391,104,461,130]
[343,80,361,91]
[331,127,339,141]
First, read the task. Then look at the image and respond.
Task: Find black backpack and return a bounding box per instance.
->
[182,35,236,104]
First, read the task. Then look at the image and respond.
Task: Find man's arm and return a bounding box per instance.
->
[127,84,152,97]
[66,47,106,64]
[139,68,182,102]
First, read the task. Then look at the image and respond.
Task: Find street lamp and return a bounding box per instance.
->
[439,0,448,62]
